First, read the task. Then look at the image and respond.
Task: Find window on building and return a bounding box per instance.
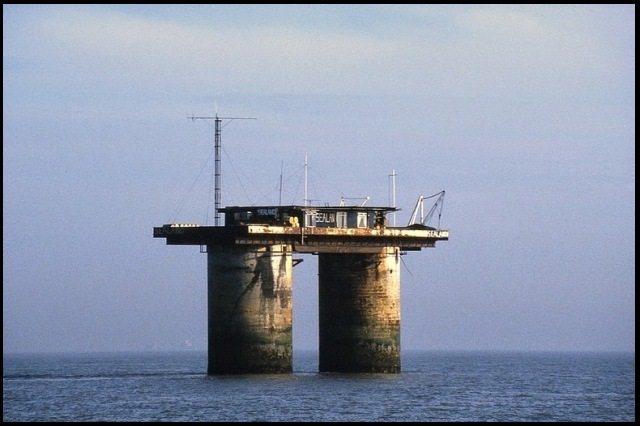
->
[305,211,316,227]
[357,212,368,228]
[337,212,347,228]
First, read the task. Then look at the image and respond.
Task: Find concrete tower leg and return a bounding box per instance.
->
[207,244,293,374]
[318,247,401,373]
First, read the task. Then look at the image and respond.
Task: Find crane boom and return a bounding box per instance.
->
[407,195,424,226]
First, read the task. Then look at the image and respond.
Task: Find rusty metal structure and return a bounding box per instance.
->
[154,204,448,374]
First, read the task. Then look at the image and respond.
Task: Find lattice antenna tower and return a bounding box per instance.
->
[189,111,256,226]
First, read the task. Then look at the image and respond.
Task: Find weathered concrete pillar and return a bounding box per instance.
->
[207,244,293,374]
[318,247,401,373]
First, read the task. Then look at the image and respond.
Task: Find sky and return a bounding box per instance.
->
[3,4,635,355]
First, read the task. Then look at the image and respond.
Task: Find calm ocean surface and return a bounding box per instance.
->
[3,350,634,422]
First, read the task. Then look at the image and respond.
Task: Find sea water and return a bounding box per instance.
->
[3,350,635,422]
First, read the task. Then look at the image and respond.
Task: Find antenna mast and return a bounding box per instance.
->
[304,152,308,207]
[389,169,397,226]
[279,161,284,207]
[189,111,256,226]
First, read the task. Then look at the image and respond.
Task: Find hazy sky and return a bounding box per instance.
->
[3,4,635,354]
